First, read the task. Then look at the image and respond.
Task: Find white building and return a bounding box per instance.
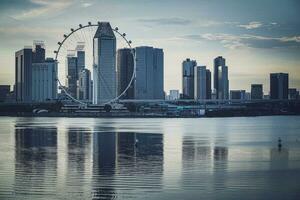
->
[168,90,180,100]
[134,46,164,99]
[194,66,207,100]
[31,58,57,102]
[93,22,116,104]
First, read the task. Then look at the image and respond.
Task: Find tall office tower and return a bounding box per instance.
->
[217,64,229,100]
[153,48,164,99]
[194,66,207,100]
[32,41,45,63]
[76,43,85,77]
[66,54,78,97]
[117,48,134,99]
[206,69,212,99]
[134,46,164,99]
[251,84,263,100]
[182,58,197,99]
[15,47,33,102]
[270,73,289,99]
[32,58,57,102]
[93,22,116,104]
[214,56,227,99]
[78,68,92,101]
[230,90,246,100]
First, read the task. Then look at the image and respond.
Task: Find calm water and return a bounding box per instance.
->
[0,116,300,200]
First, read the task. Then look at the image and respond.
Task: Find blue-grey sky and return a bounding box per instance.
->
[0,0,299,93]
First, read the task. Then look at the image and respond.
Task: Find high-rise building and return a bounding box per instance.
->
[32,41,45,63]
[270,73,289,99]
[213,56,229,100]
[66,55,78,97]
[194,66,207,100]
[76,43,85,78]
[117,48,134,99]
[31,58,57,102]
[153,48,164,99]
[182,58,197,99]
[230,90,246,100]
[216,63,229,100]
[93,22,116,104]
[206,69,212,99]
[15,48,32,102]
[251,84,263,100]
[134,46,164,99]
[77,68,92,101]
[214,56,226,99]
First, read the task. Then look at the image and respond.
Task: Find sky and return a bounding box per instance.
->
[0,0,299,94]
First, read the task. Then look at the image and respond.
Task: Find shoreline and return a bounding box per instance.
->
[1,112,299,118]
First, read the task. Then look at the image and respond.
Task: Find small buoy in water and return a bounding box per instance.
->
[135,139,139,147]
[278,137,282,150]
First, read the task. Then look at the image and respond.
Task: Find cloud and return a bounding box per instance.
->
[180,33,300,49]
[82,2,92,8]
[238,21,279,30]
[238,21,263,29]
[138,17,192,26]
[12,0,73,20]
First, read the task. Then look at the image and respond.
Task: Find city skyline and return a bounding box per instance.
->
[0,0,300,93]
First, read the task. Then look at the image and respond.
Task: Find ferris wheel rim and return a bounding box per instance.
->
[54,22,136,106]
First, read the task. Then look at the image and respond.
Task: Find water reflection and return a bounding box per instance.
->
[92,132,164,199]
[4,117,299,199]
[15,126,57,198]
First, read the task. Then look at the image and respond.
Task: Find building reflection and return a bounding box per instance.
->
[14,126,57,197]
[66,128,92,197]
[92,132,117,199]
[92,132,164,199]
[181,136,212,192]
[182,136,212,162]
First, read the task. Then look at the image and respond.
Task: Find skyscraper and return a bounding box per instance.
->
[78,68,92,101]
[153,48,164,99]
[93,22,116,104]
[134,46,164,99]
[32,58,57,102]
[15,48,32,102]
[214,56,229,99]
[76,43,85,78]
[182,58,197,99]
[117,48,134,99]
[66,55,78,98]
[194,66,207,100]
[270,73,289,100]
[32,41,45,63]
[251,84,263,100]
[206,69,212,99]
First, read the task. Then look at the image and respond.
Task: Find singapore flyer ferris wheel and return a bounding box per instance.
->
[54,21,135,106]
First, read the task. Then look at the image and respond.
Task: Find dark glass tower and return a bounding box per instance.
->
[15,48,32,102]
[270,73,289,99]
[117,48,134,99]
[206,69,212,99]
[182,58,197,99]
